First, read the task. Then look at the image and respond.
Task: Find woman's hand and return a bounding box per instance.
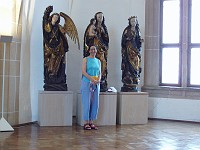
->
[90,78,96,85]
[94,80,100,85]
[90,78,100,85]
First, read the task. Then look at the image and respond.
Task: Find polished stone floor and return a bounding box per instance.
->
[0,120,200,150]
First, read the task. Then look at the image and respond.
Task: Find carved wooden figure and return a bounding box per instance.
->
[84,12,109,92]
[43,6,80,91]
[121,16,143,92]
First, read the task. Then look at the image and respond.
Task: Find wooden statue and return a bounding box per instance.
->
[84,12,109,92]
[121,16,143,92]
[43,6,80,91]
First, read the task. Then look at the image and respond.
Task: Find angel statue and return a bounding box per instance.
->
[43,6,80,91]
[121,16,143,92]
[84,12,109,92]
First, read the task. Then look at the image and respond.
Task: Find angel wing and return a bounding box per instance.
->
[60,12,80,50]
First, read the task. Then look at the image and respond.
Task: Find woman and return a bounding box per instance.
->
[121,16,143,92]
[81,46,101,130]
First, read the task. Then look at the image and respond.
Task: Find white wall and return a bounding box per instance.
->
[30,0,145,121]
[148,97,200,122]
[67,0,145,93]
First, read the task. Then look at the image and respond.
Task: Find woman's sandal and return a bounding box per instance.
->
[83,123,91,130]
[89,123,98,130]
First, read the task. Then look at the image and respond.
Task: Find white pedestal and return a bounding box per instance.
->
[117,92,148,124]
[77,92,117,126]
[38,91,73,126]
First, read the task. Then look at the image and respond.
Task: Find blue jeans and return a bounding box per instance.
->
[81,80,100,121]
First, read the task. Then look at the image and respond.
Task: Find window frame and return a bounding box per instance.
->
[187,0,200,87]
[159,0,183,87]
[142,0,200,99]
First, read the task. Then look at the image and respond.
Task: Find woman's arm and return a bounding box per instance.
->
[97,60,101,84]
[93,59,101,85]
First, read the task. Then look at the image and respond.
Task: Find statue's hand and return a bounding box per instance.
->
[139,67,142,73]
[59,26,66,34]
[101,27,105,33]
[140,38,144,43]
[46,6,53,12]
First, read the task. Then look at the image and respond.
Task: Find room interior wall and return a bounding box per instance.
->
[30,0,145,121]
[14,0,200,124]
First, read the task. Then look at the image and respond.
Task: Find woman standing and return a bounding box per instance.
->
[81,46,101,130]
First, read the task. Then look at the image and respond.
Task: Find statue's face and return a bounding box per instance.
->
[96,13,103,23]
[93,19,96,25]
[130,18,137,27]
[52,14,59,24]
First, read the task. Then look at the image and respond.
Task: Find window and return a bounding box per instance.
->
[0,0,14,36]
[160,0,200,87]
[189,0,200,86]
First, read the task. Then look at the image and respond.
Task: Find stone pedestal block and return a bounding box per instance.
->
[117,92,148,124]
[38,91,73,126]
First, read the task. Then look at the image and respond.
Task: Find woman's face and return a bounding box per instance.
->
[96,13,103,23]
[130,18,137,27]
[89,46,97,55]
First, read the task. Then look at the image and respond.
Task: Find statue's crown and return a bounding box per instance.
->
[128,16,137,20]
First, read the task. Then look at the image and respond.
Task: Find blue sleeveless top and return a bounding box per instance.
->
[82,57,100,82]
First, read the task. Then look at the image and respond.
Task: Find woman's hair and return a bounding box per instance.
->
[89,45,96,50]
[49,13,60,24]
